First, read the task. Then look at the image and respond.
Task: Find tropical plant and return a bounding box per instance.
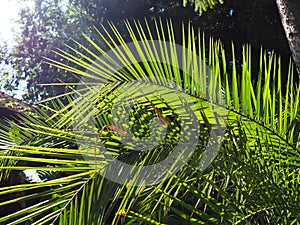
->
[0,19,299,224]
[2,0,197,103]
[183,0,224,13]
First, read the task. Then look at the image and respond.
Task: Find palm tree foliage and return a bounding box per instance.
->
[182,0,224,13]
[0,19,299,224]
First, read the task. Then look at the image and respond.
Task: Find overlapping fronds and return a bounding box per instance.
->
[0,19,299,224]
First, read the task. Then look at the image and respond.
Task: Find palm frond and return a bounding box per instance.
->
[0,19,299,224]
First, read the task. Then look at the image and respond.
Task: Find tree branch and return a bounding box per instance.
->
[276,0,300,78]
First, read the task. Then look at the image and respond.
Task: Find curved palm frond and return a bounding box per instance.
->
[0,19,299,224]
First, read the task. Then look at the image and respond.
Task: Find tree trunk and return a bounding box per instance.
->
[276,0,300,78]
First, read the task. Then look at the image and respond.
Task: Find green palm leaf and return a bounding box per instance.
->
[0,19,299,224]
[182,0,224,13]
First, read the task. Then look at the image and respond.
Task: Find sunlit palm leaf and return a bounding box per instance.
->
[182,0,224,14]
[0,19,299,224]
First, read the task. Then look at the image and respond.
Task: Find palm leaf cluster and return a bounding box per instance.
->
[0,19,299,224]
[182,0,224,13]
